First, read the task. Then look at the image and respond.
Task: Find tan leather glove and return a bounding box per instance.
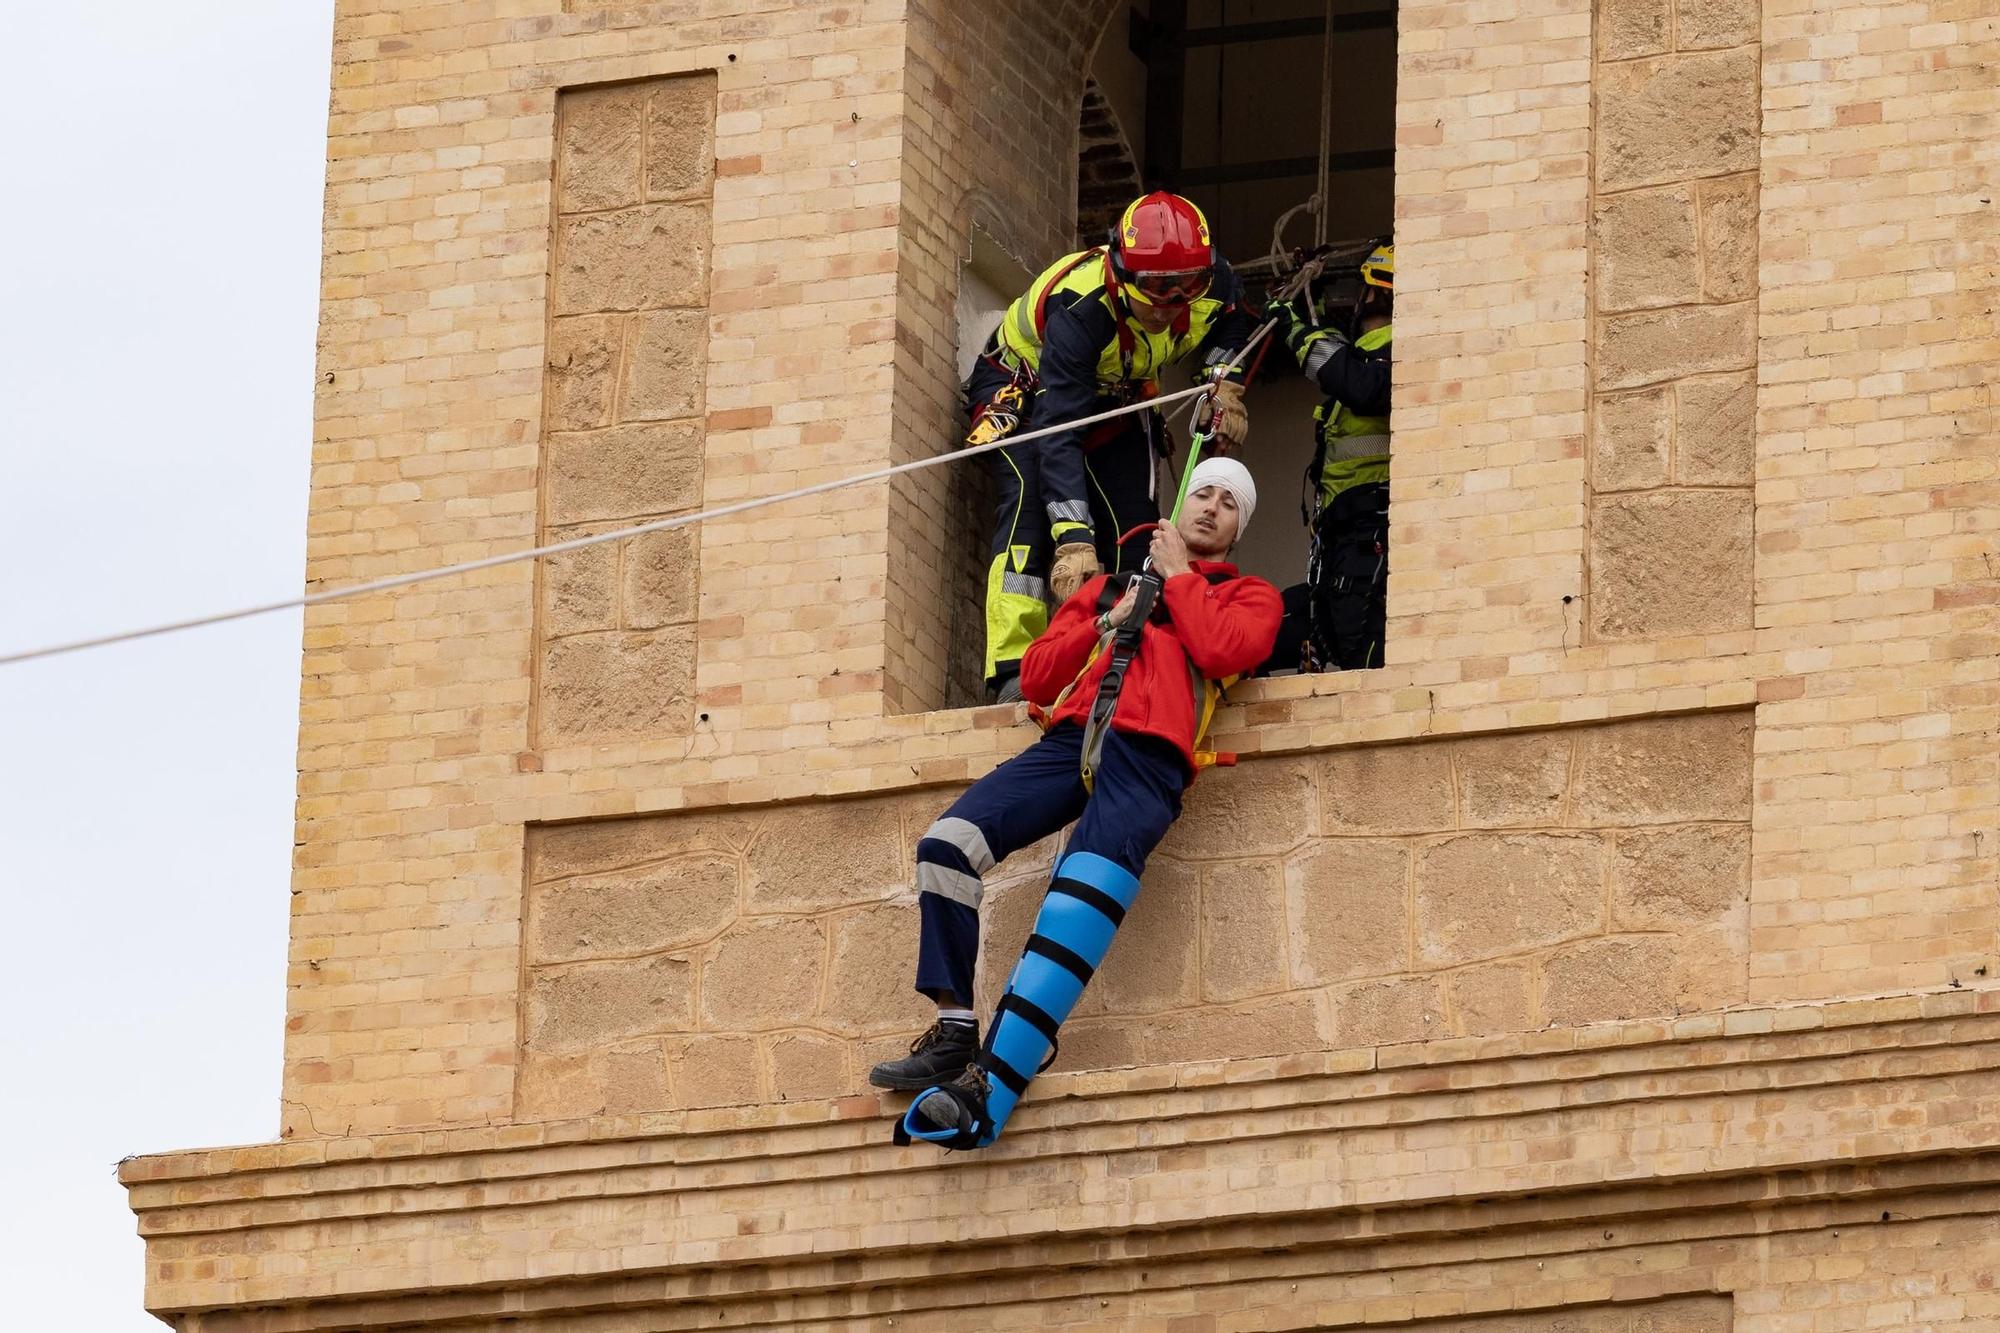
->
[1049,542,1102,604]
[1207,379,1249,451]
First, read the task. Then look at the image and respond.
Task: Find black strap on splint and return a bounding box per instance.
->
[1024,933,1094,985]
[983,1056,1033,1097]
[985,930,1102,1091]
[1078,567,1237,791]
[996,991,1061,1046]
[1049,878,1127,926]
[981,993,1064,1097]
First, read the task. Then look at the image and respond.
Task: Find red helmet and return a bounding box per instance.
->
[1108,192,1215,309]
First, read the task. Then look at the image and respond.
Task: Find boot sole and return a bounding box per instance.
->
[868,1068,956,1092]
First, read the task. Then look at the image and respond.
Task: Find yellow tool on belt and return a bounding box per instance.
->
[966,381,1027,447]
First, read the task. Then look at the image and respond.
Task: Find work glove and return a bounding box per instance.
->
[1206,378,1249,451]
[1050,542,1102,604]
[1279,302,1319,359]
[1281,302,1346,380]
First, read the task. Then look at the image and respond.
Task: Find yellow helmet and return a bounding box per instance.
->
[1359,242,1393,291]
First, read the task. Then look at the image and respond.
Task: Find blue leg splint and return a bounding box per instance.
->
[895,851,1141,1150]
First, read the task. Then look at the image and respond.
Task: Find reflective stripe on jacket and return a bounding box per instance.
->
[1310,322,1393,509]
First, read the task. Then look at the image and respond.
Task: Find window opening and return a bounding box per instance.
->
[1136,0,1396,665]
[943,0,1396,702]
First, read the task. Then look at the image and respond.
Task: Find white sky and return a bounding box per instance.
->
[0,2,334,1324]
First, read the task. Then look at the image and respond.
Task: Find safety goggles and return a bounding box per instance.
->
[1125,267,1213,307]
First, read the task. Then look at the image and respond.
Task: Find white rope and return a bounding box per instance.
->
[1,320,1290,667]
[1265,198,1318,269]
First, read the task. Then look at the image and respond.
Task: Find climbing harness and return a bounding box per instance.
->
[1069,561,1241,789]
[1073,251,1329,790]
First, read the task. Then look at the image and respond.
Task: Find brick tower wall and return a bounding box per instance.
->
[123,0,2000,1324]
[287,0,1994,1141]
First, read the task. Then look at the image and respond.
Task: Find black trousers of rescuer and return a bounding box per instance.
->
[967,355,1158,693]
[1309,479,1390,671]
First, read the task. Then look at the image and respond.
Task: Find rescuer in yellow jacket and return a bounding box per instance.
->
[965,192,1257,701]
[1279,240,1393,671]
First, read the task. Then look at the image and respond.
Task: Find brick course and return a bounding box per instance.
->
[126,992,2000,1327]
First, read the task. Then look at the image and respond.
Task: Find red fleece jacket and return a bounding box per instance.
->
[1019,559,1282,777]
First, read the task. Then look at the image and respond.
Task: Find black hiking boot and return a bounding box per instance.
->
[912,1064,988,1137]
[869,1019,978,1091]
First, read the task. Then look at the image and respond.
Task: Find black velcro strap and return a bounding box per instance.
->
[996,991,1062,1045]
[983,1056,1033,1097]
[993,994,1063,1075]
[1050,879,1127,926]
[1025,933,1094,985]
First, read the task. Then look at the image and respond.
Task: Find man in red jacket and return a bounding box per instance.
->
[871,458,1281,1148]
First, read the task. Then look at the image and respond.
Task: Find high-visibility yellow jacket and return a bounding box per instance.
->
[1306,322,1392,510]
[990,247,1254,549]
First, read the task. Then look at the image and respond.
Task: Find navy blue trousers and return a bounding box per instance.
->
[914,722,1188,1004]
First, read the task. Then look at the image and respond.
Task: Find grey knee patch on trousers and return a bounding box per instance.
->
[925,816,996,873]
[917,862,984,909]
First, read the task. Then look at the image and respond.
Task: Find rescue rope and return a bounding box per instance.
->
[2,320,1292,667]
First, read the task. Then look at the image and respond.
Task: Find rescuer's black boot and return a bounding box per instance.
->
[869,1019,978,1091]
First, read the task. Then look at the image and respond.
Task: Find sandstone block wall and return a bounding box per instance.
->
[534,74,715,746]
[517,711,1751,1119]
[1588,0,1760,642]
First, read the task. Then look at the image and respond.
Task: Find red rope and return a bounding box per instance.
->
[1115,521,1161,546]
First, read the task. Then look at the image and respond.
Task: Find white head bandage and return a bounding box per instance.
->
[1186,456,1257,537]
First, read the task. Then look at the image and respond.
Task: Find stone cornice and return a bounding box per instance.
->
[129,985,2000,1322]
[516,644,1767,822]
